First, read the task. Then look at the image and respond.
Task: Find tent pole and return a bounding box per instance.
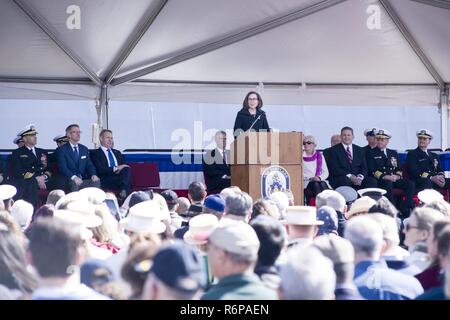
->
[411,0,450,11]
[92,84,108,148]
[99,84,109,130]
[111,0,346,86]
[440,87,449,151]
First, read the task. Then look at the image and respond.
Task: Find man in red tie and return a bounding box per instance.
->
[328,126,377,191]
[203,130,231,192]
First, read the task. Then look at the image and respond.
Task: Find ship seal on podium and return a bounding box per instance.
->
[261,165,290,198]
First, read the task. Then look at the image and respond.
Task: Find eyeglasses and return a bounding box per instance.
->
[405,224,420,232]
[248,97,259,101]
[303,142,314,145]
[70,131,82,134]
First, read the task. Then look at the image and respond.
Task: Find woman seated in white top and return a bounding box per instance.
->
[303,135,331,198]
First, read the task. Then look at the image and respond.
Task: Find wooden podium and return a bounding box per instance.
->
[230,132,303,205]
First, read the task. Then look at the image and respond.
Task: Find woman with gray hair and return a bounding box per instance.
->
[404,207,443,275]
[303,135,330,198]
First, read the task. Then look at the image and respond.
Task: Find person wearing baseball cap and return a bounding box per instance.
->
[406,129,450,194]
[366,129,415,217]
[142,241,206,300]
[161,189,183,230]
[201,220,277,300]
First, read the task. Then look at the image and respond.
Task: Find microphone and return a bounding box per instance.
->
[247,114,262,132]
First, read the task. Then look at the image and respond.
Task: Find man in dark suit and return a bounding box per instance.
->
[90,129,131,200]
[366,129,415,216]
[323,134,341,169]
[10,124,54,207]
[328,126,377,190]
[406,129,450,192]
[203,130,231,191]
[57,124,100,192]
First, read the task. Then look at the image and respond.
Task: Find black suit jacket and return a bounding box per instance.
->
[367,147,402,180]
[10,146,51,180]
[233,108,270,138]
[90,147,125,178]
[328,144,368,181]
[406,147,443,179]
[203,148,231,190]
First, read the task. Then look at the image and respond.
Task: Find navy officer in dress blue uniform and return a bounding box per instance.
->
[363,127,379,155]
[56,124,100,192]
[10,124,53,208]
[90,129,131,200]
[367,129,415,216]
[406,129,450,193]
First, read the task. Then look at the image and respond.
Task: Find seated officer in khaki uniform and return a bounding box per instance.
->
[367,129,415,216]
[406,129,450,192]
[10,124,53,208]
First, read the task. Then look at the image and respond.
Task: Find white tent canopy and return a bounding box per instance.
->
[0,0,449,147]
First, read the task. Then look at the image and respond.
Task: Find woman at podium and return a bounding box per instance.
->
[233,91,270,138]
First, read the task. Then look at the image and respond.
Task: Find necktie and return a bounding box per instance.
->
[31,147,37,157]
[73,145,79,159]
[222,150,227,165]
[107,149,117,167]
[346,146,352,164]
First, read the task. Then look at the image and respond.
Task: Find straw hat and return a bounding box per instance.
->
[54,201,102,228]
[282,206,323,226]
[345,196,376,219]
[0,185,17,201]
[78,187,106,205]
[121,200,166,234]
[184,214,219,245]
[418,189,443,204]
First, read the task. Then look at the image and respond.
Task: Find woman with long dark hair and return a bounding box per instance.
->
[0,221,38,298]
[233,91,270,138]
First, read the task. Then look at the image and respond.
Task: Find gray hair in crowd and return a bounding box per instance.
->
[412,207,443,232]
[269,192,289,218]
[225,192,253,218]
[367,213,400,247]
[424,200,450,217]
[344,216,383,258]
[316,190,346,212]
[46,190,65,206]
[279,246,335,300]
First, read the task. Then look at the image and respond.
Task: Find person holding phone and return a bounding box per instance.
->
[233,91,270,139]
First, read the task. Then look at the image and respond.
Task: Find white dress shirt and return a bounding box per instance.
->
[101,146,118,168]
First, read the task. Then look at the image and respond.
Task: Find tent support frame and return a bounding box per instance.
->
[411,0,450,11]
[104,0,168,84]
[12,0,102,86]
[111,0,347,86]
[380,0,446,90]
[440,87,449,150]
